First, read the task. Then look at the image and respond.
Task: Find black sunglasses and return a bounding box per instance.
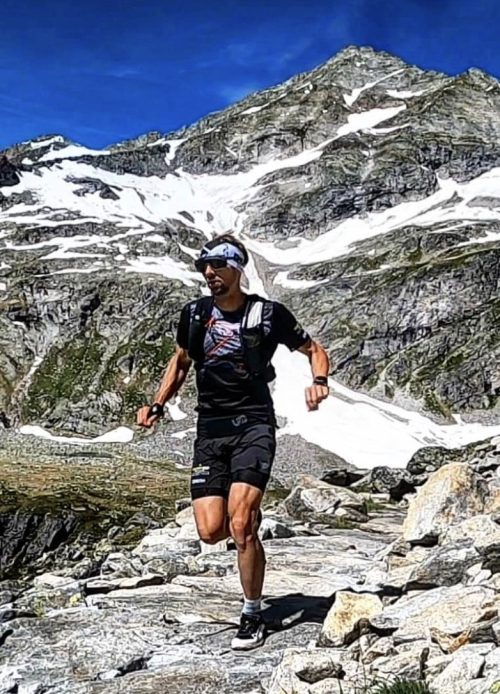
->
[194,257,229,272]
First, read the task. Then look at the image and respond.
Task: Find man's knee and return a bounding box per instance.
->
[230,514,258,550]
[197,522,228,545]
[199,529,222,545]
[192,497,228,544]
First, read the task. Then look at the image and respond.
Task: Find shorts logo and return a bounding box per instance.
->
[192,464,210,483]
[231,414,248,427]
[257,458,271,473]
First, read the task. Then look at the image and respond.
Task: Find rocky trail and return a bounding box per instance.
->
[1,434,500,693]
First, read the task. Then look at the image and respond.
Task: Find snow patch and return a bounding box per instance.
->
[147,234,168,245]
[39,144,109,161]
[343,69,405,107]
[336,106,406,137]
[166,397,188,421]
[272,348,500,469]
[170,427,196,440]
[241,104,267,115]
[367,124,412,136]
[164,139,186,164]
[274,271,327,289]
[51,266,105,275]
[387,89,425,99]
[24,356,43,383]
[29,136,65,150]
[19,425,134,444]
[121,255,199,286]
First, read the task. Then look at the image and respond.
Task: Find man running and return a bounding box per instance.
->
[137,234,330,650]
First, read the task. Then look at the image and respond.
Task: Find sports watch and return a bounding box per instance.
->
[149,403,165,418]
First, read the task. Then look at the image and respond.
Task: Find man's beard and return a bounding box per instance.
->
[208,280,229,295]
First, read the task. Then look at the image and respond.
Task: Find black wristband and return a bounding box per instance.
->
[313,376,329,387]
[149,403,165,418]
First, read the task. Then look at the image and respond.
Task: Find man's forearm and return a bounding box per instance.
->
[153,352,191,405]
[309,341,330,380]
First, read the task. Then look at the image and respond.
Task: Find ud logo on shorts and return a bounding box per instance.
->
[231,414,248,428]
[191,464,210,484]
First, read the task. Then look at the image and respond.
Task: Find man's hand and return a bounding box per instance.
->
[297,340,331,411]
[136,405,161,429]
[305,384,329,411]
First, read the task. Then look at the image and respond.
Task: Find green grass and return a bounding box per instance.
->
[22,330,176,423]
[364,497,389,513]
[369,680,431,694]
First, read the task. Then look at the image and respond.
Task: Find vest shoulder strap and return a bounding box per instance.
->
[187,296,213,362]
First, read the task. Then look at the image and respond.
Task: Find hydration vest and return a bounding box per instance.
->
[187,294,276,382]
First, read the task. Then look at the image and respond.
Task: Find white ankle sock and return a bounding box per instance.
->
[242,597,262,615]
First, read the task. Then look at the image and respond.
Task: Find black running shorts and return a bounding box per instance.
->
[190,423,276,499]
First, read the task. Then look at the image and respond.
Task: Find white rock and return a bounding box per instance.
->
[484,647,500,677]
[430,649,485,694]
[442,514,500,552]
[319,592,382,646]
[370,584,496,641]
[33,573,74,589]
[267,647,344,694]
[403,463,486,543]
[117,573,164,590]
[259,517,295,540]
[175,505,195,526]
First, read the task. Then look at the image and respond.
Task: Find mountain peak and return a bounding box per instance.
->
[328,44,410,70]
[460,67,499,89]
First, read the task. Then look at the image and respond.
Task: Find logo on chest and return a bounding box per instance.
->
[204,320,241,359]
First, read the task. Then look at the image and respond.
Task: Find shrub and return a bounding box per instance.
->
[370,679,431,694]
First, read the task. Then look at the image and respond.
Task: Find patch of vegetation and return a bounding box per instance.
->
[442,350,465,371]
[342,250,392,274]
[21,324,176,424]
[364,497,389,513]
[406,247,424,264]
[369,680,430,694]
[332,516,357,530]
[112,526,147,547]
[100,333,175,419]
[22,331,105,420]
[263,481,290,505]
[0,454,187,521]
[0,368,14,401]
[0,295,28,312]
[423,388,453,420]
[0,445,189,578]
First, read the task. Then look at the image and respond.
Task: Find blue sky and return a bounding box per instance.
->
[1,0,498,150]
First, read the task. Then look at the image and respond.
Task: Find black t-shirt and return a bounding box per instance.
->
[176,297,310,421]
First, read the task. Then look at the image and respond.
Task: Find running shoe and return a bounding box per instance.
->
[231,612,266,650]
